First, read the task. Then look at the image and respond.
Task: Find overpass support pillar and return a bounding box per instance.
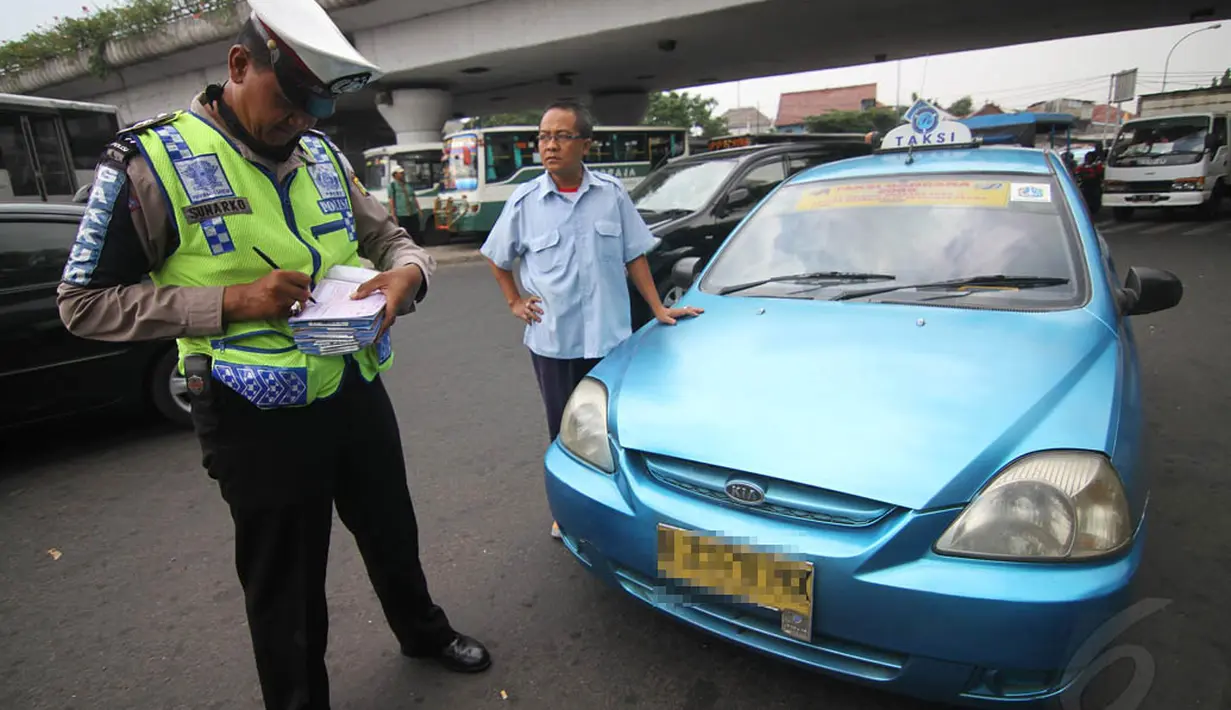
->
[376,88,453,144]
[590,90,649,126]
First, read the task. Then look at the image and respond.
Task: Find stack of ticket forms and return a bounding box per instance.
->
[289,265,387,356]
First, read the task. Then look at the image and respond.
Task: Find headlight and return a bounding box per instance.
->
[934,451,1131,561]
[559,377,614,473]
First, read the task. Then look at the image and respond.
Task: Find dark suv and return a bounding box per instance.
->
[629,139,873,327]
[0,202,191,431]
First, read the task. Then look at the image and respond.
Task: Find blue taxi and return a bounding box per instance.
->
[543,101,1182,707]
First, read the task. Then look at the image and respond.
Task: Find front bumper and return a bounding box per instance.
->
[1103,191,1209,208]
[545,442,1146,707]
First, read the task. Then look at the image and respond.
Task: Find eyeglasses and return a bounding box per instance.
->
[537,133,585,144]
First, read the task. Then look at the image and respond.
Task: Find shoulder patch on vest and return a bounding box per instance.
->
[99,134,141,169]
[118,111,181,136]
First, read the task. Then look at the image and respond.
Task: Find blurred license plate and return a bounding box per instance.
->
[656,523,814,642]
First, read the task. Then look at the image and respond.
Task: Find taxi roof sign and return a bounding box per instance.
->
[878,100,976,153]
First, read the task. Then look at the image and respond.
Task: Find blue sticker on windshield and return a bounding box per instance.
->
[1010,183,1052,203]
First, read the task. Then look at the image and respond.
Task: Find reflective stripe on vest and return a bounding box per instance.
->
[135,112,394,409]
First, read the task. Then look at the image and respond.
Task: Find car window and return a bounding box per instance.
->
[0,218,77,289]
[630,159,739,214]
[700,173,1087,311]
[735,157,786,204]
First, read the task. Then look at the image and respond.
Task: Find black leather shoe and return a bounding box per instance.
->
[403,634,492,673]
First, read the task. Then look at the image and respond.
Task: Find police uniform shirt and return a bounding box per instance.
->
[57,90,435,341]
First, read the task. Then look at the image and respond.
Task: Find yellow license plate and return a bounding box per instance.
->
[656,523,814,642]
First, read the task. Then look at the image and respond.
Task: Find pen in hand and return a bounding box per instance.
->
[252,246,316,303]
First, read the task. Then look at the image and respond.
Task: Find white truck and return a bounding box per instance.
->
[1103,86,1230,221]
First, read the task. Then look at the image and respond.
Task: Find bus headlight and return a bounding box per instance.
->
[1172,177,1204,191]
[934,451,1131,561]
[559,378,614,473]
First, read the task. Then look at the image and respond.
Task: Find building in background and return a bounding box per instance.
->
[774,83,879,132]
[721,107,773,135]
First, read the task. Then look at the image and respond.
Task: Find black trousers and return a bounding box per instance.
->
[530,352,602,441]
[190,362,455,710]
[397,215,423,245]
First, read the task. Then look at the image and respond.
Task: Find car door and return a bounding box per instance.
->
[0,214,129,428]
[707,155,788,261]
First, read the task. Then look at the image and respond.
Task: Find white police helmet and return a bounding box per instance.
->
[246,0,383,118]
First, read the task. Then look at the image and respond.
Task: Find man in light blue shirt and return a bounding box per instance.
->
[480,100,702,538]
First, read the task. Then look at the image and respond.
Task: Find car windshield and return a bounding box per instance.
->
[1109,116,1211,167]
[629,159,738,215]
[699,173,1086,310]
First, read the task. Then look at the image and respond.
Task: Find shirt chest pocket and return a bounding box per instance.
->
[525,228,573,274]
[594,220,623,264]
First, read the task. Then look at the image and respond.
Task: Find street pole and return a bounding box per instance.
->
[1102,74,1113,147]
[1162,23,1221,91]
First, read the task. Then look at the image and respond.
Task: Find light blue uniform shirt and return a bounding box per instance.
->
[480,168,658,360]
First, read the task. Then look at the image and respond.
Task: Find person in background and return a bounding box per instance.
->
[478,99,703,539]
[389,165,424,245]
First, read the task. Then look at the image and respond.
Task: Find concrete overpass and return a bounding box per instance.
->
[4,0,1230,157]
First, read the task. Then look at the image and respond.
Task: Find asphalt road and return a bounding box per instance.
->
[2,211,1230,710]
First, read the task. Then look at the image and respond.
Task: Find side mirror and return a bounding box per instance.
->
[1120,266,1183,316]
[671,256,702,291]
[725,186,753,208]
[1205,134,1219,153]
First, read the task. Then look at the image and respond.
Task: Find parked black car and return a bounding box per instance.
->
[0,202,191,431]
[628,139,874,327]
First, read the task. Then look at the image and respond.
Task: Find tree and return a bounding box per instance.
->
[644,91,727,138]
[463,110,542,129]
[945,96,974,117]
[1212,69,1231,88]
[804,107,901,134]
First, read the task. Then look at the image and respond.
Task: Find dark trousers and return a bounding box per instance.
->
[530,352,602,441]
[190,363,455,710]
[398,215,423,245]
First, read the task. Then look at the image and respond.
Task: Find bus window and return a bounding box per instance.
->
[61,109,116,180]
[26,115,74,198]
[609,133,648,162]
[393,151,444,190]
[365,157,388,192]
[485,132,539,183]
[0,111,38,198]
[649,131,684,166]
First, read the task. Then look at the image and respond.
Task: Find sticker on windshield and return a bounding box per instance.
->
[1010,183,1051,203]
[794,179,1009,211]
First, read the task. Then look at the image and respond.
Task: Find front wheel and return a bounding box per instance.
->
[149,347,193,427]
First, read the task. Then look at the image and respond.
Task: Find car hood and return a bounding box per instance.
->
[607,296,1120,511]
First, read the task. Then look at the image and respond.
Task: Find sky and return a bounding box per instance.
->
[4,2,1230,120]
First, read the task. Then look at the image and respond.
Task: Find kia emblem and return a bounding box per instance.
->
[724,479,766,506]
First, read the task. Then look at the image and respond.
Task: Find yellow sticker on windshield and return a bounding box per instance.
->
[795,179,1010,211]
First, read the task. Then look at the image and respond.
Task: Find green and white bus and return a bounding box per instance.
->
[432,125,690,236]
[362,141,445,221]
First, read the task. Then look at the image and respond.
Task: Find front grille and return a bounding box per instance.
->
[639,453,895,527]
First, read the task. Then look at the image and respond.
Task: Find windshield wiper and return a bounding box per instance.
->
[717,271,896,296]
[830,274,1071,301]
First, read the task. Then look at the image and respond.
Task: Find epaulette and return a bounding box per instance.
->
[118,111,182,136]
[507,179,540,207]
[99,133,141,169]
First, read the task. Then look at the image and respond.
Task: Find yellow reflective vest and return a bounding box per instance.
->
[131,111,394,409]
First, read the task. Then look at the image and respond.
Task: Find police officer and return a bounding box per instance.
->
[56,0,490,707]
